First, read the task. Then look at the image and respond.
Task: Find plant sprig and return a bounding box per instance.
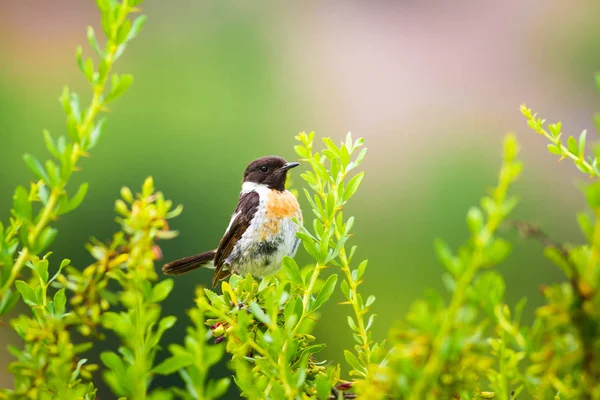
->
[294,132,378,382]
[521,104,599,177]
[0,0,146,314]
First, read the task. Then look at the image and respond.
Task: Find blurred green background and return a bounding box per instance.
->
[1,0,600,397]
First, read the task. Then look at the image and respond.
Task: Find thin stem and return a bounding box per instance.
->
[1,189,60,294]
[0,3,129,298]
[409,158,513,399]
[292,263,323,336]
[409,255,481,399]
[338,247,371,365]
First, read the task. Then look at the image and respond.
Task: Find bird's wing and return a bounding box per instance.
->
[213,191,260,286]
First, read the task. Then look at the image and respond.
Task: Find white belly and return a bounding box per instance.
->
[225,185,301,277]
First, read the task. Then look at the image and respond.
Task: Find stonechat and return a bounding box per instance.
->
[162,156,302,287]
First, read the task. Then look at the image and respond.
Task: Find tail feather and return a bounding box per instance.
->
[162,250,216,275]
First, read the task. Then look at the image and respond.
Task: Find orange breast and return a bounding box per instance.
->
[260,191,301,239]
[266,190,301,219]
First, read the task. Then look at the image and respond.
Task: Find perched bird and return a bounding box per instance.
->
[162,156,302,287]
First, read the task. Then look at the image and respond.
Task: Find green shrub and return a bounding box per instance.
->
[1,1,600,399]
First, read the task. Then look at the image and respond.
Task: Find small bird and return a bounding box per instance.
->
[162,156,302,287]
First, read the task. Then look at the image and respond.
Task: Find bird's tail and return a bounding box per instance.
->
[162,250,216,275]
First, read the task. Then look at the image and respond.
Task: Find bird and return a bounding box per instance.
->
[162,155,302,287]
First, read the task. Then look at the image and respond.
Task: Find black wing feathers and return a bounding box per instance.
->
[212,191,260,286]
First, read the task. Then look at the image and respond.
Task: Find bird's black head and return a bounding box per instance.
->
[243,156,300,191]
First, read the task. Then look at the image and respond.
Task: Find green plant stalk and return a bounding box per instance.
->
[538,127,592,172]
[409,160,513,399]
[277,341,298,399]
[202,298,279,370]
[586,210,600,281]
[292,263,323,336]
[409,255,481,399]
[204,296,299,399]
[0,3,131,299]
[133,292,148,400]
[2,191,58,294]
[496,331,509,400]
[521,104,596,177]
[338,247,371,364]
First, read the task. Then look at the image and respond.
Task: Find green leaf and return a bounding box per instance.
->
[127,15,148,41]
[339,145,351,168]
[0,290,20,315]
[282,257,303,286]
[249,301,271,325]
[311,274,338,311]
[50,259,71,284]
[57,183,89,215]
[76,46,84,73]
[116,19,131,44]
[294,145,309,158]
[46,160,60,187]
[300,232,321,262]
[579,130,587,157]
[343,172,364,202]
[347,316,358,331]
[15,281,38,306]
[344,350,366,375]
[326,190,336,219]
[104,74,134,103]
[23,154,50,182]
[365,295,376,307]
[84,57,95,83]
[70,358,87,383]
[543,246,572,279]
[152,355,193,375]
[486,238,511,265]
[466,207,484,235]
[577,211,594,242]
[158,315,177,333]
[43,130,60,159]
[87,26,102,56]
[35,227,58,254]
[35,260,49,283]
[316,374,333,400]
[207,377,231,399]
[567,136,578,156]
[322,137,340,157]
[547,143,561,155]
[101,351,126,375]
[59,86,71,113]
[151,279,174,303]
[434,239,460,276]
[54,288,67,315]
[88,118,106,150]
[13,186,32,222]
[340,279,350,299]
[355,260,368,281]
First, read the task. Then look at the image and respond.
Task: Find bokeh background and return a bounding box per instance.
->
[1,0,600,397]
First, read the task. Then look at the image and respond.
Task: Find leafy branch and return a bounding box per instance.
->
[408,134,522,399]
[294,132,378,382]
[521,104,598,177]
[0,0,146,312]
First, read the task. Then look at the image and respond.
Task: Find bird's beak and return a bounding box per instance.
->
[281,162,300,171]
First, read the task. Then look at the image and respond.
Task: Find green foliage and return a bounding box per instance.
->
[5,256,97,400]
[157,133,369,399]
[2,1,600,399]
[0,0,145,315]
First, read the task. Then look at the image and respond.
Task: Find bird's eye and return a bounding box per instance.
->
[260,165,269,173]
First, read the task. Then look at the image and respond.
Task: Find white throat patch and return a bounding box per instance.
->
[241,181,270,197]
